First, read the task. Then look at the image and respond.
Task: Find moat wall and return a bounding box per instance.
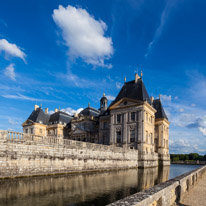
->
[108,165,206,206]
[0,130,141,178]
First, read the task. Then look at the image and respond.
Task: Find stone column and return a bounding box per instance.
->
[138,109,144,151]
[122,113,127,146]
[109,114,114,145]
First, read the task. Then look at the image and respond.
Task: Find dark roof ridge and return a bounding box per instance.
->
[109,77,151,107]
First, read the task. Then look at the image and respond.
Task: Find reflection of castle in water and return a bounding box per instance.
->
[0,167,170,206]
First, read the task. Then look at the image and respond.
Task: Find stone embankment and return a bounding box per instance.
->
[108,165,206,206]
[0,130,140,178]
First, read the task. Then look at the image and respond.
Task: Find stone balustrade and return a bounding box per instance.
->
[108,165,206,206]
[0,130,125,153]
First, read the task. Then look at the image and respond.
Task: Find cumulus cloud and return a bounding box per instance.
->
[0,39,26,62]
[169,139,200,154]
[49,107,83,115]
[107,95,115,101]
[52,5,113,68]
[116,82,122,89]
[187,116,206,136]
[4,64,16,81]
[160,94,172,102]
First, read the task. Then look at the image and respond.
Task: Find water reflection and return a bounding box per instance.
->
[0,165,198,206]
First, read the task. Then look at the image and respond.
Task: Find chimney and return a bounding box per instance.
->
[150,96,154,103]
[54,108,58,113]
[45,108,48,114]
[135,73,140,83]
[124,76,126,83]
[34,105,39,111]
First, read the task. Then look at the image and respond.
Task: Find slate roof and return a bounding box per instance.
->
[109,78,151,107]
[49,111,73,124]
[80,106,100,117]
[153,99,168,120]
[28,108,50,124]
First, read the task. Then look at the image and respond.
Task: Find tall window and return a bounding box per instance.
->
[117,114,121,123]
[150,133,153,144]
[116,131,121,143]
[103,122,108,129]
[131,112,135,121]
[130,129,135,142]
[146,131,148,143]
[30,128,33,134]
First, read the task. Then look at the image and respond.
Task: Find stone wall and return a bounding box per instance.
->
[0,130,139,178]
[108,165,206,206]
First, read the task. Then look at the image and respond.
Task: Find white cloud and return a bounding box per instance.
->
[107,95,115,101]
[179,108,184,112]
[48,107,83,115]
[199,127,206,136]
[160,94,172,102]
[52,5,113,68]
[61,107,83,115]
[1,94,41,101]
[145,0,178,57]
[4,64,16,81]
[116,82,122,89]
[8,118,19,125]
[0,39,26,62]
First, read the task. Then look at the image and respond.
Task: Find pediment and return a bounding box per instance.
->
[22,119,34,126]
[70,128,88,135]
[109,98,142,110]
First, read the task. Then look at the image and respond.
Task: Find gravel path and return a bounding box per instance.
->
[179,173,206,206]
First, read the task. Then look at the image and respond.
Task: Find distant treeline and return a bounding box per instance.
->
[170,153,206,162]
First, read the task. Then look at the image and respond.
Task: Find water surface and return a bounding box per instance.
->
[0,164,200,206]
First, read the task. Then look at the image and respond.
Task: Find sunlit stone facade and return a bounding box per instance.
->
[22,73,170,165]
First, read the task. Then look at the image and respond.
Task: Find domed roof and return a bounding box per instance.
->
[100,93,107,102]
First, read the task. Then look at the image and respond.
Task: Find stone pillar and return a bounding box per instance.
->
[109,114,114,145]
[122,113,127,145]
[138,109,144,151]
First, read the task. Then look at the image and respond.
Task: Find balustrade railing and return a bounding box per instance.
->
[0,130,137,153]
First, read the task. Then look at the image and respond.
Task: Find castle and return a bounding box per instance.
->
[22,73,170,164]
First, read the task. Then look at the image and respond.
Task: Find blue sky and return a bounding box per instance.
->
[0,0,206,154]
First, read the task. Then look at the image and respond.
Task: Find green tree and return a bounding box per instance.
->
[189,153,199,160]
[184,155,189,161]
[172,156,179,161]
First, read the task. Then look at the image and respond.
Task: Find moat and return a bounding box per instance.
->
[0,164,200,206]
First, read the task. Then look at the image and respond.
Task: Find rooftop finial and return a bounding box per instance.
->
[135,73,140,83]
[88,102,90,107]
[124,76,126,83]
[159,94,161,99]
[59,106,60,110]
[103,93,105,97]
[141,70,143,78]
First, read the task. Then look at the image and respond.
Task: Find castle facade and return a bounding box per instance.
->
[22,73,170,165]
